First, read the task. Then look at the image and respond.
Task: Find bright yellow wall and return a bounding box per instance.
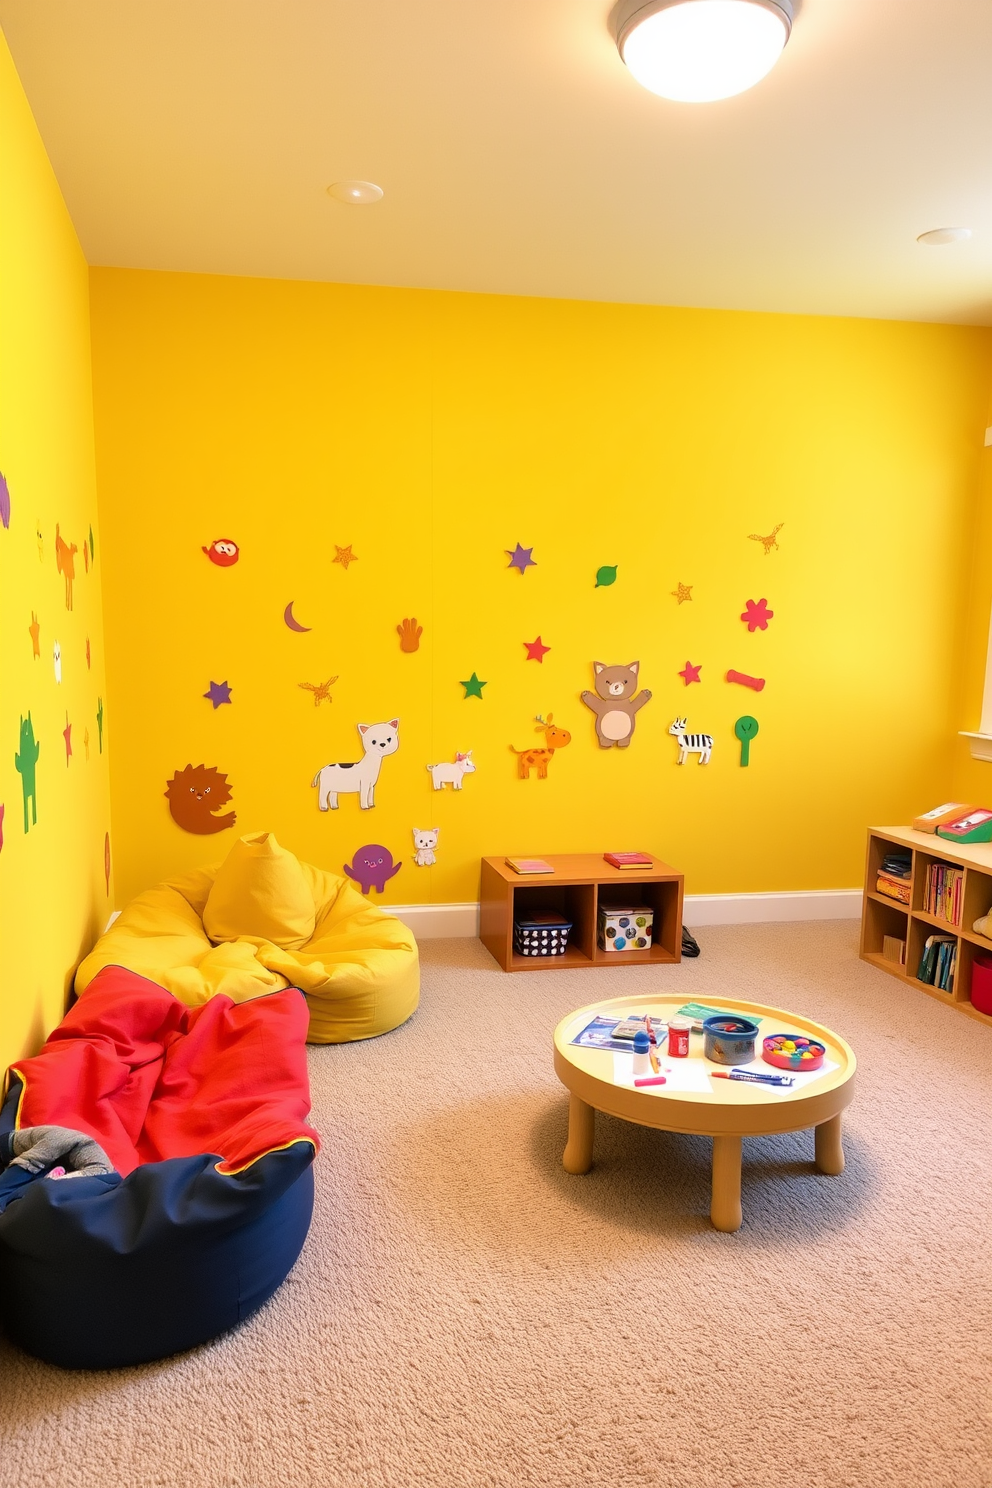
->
[89,268,991,908]
[0,34,112,1071]
[951,425,992,805]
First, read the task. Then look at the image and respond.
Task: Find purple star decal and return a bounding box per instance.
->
[204,680,232,709]
[506,543,536,575]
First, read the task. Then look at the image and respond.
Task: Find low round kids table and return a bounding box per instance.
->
[553,994,856,1232]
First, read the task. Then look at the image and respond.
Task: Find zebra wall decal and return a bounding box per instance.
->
[669,718,713,765]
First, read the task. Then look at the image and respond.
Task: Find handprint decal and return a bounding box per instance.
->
[397,618,422,654]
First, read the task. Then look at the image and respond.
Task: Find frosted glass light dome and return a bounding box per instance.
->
[618,0,793,103]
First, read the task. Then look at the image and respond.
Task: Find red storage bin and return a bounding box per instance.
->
[971,952,992,1016]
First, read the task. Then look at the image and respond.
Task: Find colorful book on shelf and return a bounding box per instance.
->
[917,933,956,989]
[603,852,654,869]
[876,873,911,905]
[923,862,962,924]
[505,857,555,875]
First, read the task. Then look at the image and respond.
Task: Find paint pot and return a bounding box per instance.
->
[632,1030,652,1077]
[702,1015,760,1066]
[667,1016,692,1058]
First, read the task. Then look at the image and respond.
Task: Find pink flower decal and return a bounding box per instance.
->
[741,598,774,632]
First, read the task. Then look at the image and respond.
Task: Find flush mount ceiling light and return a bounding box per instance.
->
[917,227,972,246]
[326,180,384,205]
[616,0,793,103]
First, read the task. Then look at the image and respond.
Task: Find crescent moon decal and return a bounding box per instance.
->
[284,601,312,633]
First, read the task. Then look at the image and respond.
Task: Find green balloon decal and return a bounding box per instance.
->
[734,715,759,767]
[595,565,618,588]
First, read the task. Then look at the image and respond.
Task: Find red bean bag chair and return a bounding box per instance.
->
[0,966,319,1369]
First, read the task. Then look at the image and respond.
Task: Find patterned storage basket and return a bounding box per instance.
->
[597,905,654,952]
[513,912,572,957]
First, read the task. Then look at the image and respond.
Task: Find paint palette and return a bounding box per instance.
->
[762,1034,825,1071]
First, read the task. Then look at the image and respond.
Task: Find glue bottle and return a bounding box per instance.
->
[632,1030,652,1078]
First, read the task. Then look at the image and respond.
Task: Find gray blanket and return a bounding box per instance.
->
[0,1126,114,1179]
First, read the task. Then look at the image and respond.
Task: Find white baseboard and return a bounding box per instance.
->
[681,889,862,925]
[389,889,863,940]
[391,902,481,939]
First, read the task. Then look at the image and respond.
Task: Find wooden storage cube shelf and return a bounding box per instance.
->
[907,915,954,998]
[508,883,596,968]
[594,880,682,965]
[861,894,909,974]
[861,826,992,1027]
[963,866,992,931]
[480,853,683,973]
[951,936,987,1013]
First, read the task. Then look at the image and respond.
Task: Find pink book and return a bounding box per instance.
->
[604,852,653,869]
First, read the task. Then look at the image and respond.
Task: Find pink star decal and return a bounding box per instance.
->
[741,598,774,632]
[524,636,551,663]
[63,714,72,765]
[678,661,701,686]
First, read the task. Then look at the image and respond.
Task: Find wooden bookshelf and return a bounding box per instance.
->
[860,826,992,1027]
[480,853,683,973]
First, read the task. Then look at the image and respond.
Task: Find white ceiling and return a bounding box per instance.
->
[2,0,992,323]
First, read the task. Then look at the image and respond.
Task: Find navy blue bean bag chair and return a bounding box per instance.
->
[0,967,319,1369]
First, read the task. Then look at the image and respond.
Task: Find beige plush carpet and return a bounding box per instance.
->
[1,921,990,1488]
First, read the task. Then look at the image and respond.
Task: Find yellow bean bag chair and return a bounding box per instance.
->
[75,832,419,1043]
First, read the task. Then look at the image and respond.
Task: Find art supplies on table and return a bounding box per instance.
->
[923,861,963,925]
[667,1017,691,1058]
[712,1070,794,1087]
[936,809,992,845]
[603,851,653,869]
[513,911,571,957]
[597,905,654,952]
[632,1030,652,1076]
[570,1013,668,1054]
[916,933,956,992]
[762,1034,825,1070]
[913,803,973,834]
[702,1015,760,1066]
[673,1001,740,1032]
[505,857,554,874]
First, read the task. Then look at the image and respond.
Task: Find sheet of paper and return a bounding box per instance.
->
[612,1053,716,1093]
[611,1052,838,1094]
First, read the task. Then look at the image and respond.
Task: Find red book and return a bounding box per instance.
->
[604,852,653,869]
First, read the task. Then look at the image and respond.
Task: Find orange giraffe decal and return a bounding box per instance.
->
[509,713,572,779]
[55,525,78,610]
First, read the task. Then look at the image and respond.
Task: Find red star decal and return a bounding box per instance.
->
[678,661,701,686]
[63,714,72,765]
[524,636,551,663]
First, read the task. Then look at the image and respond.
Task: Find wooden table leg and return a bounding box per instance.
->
[814,1114,844,1176]
[563,1094,595,1174]
[710,1134,743,1232]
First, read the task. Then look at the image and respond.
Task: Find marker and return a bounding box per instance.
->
[712,1070,794,1087]
[634,1075,667,1087]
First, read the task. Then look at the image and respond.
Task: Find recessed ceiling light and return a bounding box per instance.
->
[326,180,384,205]
[916,227,972,246]
[616,0,793,103]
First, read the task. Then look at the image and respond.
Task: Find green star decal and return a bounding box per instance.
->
[460,672,487,699]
